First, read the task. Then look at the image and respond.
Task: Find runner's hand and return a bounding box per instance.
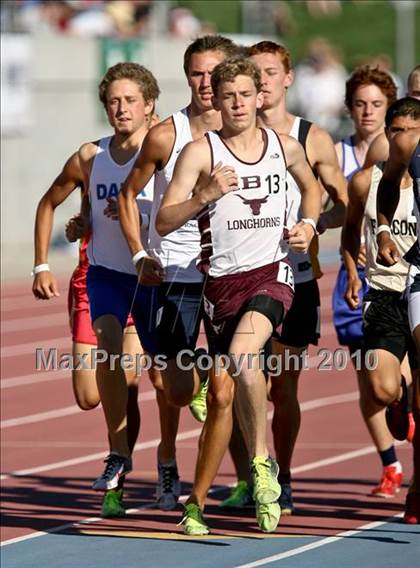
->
[345,275,362,310]
[135,256,165,286]
[377,232,399,266]
[104,197,119,220]
[65,214,90,242]
[32,271,60,300]
[199,161,238,204]
[288,222,314,254]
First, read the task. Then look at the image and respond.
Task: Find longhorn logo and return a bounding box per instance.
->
[236,194,269,215]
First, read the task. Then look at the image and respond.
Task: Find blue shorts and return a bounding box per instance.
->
[156,282,204,358]
[86,264,160,354]
[332,263,369,347]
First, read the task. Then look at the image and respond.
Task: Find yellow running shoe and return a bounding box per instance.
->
[189,378,209,423]
[251,456,281,505]
[256,501,281,533]
[179,503,209,535]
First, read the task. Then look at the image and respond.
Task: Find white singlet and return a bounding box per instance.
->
[198,128,289,277]
[286,116,315,284]
[148,108,203,283]
[87,136,152,275]
[364,164,415,292]
[340,136,361,181]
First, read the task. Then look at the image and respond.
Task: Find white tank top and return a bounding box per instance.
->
[364,164,415,292]
[198,128,288,277]
[87,136,153,275]
[341,136,361,181]
[285,116,315,284]
[148,108,203,283]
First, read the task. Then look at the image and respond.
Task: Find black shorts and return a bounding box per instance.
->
[156,282,204,358]
[275,279,320,348]
[363,288,418,369]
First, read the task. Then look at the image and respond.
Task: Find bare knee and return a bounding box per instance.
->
[74,392,100,411]
[371,379,399,406]
[208,381,234,411]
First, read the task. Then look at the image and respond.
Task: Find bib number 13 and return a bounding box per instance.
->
[277,261,294,291]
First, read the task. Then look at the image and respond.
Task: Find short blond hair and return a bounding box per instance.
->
[211,57,261,96]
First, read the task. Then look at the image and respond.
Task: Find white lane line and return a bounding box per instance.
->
[1,337,70,358]
[1,297,67,313]
[1,441,403,549]
[1,312,67,333]
[1,371,68,389]
[234,514,404,568]
[0,389,158,429]
[0,391,359,479]
[0,287,336,332]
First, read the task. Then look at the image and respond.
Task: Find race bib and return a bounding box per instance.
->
[277,261,294,291]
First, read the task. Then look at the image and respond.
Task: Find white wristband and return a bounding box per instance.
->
[31,263,50,277]
[140,213,149,230]
[376,224,392,236]
[301,218,318,235]
[132,250,148,267]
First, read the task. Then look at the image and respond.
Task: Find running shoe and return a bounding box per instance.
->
[92,453,132,491]
[385,379,414,441]
[189,378,209,423]
[279,482,295,515]
[371,465,403,498]
[101,488,125,518]
[219,481,254,509]
[156,460,181,511]
[251,456,281,505]
[256,501,281,533]
[403,492,420,524]
[179,503,209,535]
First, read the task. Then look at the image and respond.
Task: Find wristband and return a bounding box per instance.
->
[140,213,150,230]
[376,224,392,236]
[301,218,318,235]
[31,263,50,277]
[132,250,148,267]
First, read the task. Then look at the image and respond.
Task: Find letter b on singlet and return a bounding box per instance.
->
[241,176,261,190]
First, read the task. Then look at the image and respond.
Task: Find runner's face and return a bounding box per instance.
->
[408,73,420,100]
[215,74,263,132]
[250,52,292,110]
[187,51,226,111]
[386,115,420,141]
[106,79,152,134]
[350,84,388,137]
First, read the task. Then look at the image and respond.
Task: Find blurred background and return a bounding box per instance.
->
[1,0,419,278]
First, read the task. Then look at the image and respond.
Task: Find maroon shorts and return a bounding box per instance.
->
[68,262,135,345]
[203,261,294,354]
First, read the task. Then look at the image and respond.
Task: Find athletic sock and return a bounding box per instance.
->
[379,445,398,467]
[278,471,291,485]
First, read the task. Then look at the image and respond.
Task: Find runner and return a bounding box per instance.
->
[156,57,321,534]
[377,124,420,524]
[118,35,238,510]
[33,62,161,509]
[342,97,420,497]
[218,40,348,515]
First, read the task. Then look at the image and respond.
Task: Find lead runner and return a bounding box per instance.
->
[156,57,321,534]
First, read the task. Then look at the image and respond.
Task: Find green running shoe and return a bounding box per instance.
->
[101,488,125,518]
[219,481,254,509]
[251,456,281,505]
[179,503,209,535]
[256,501,281,533]
[189,378,209,423]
